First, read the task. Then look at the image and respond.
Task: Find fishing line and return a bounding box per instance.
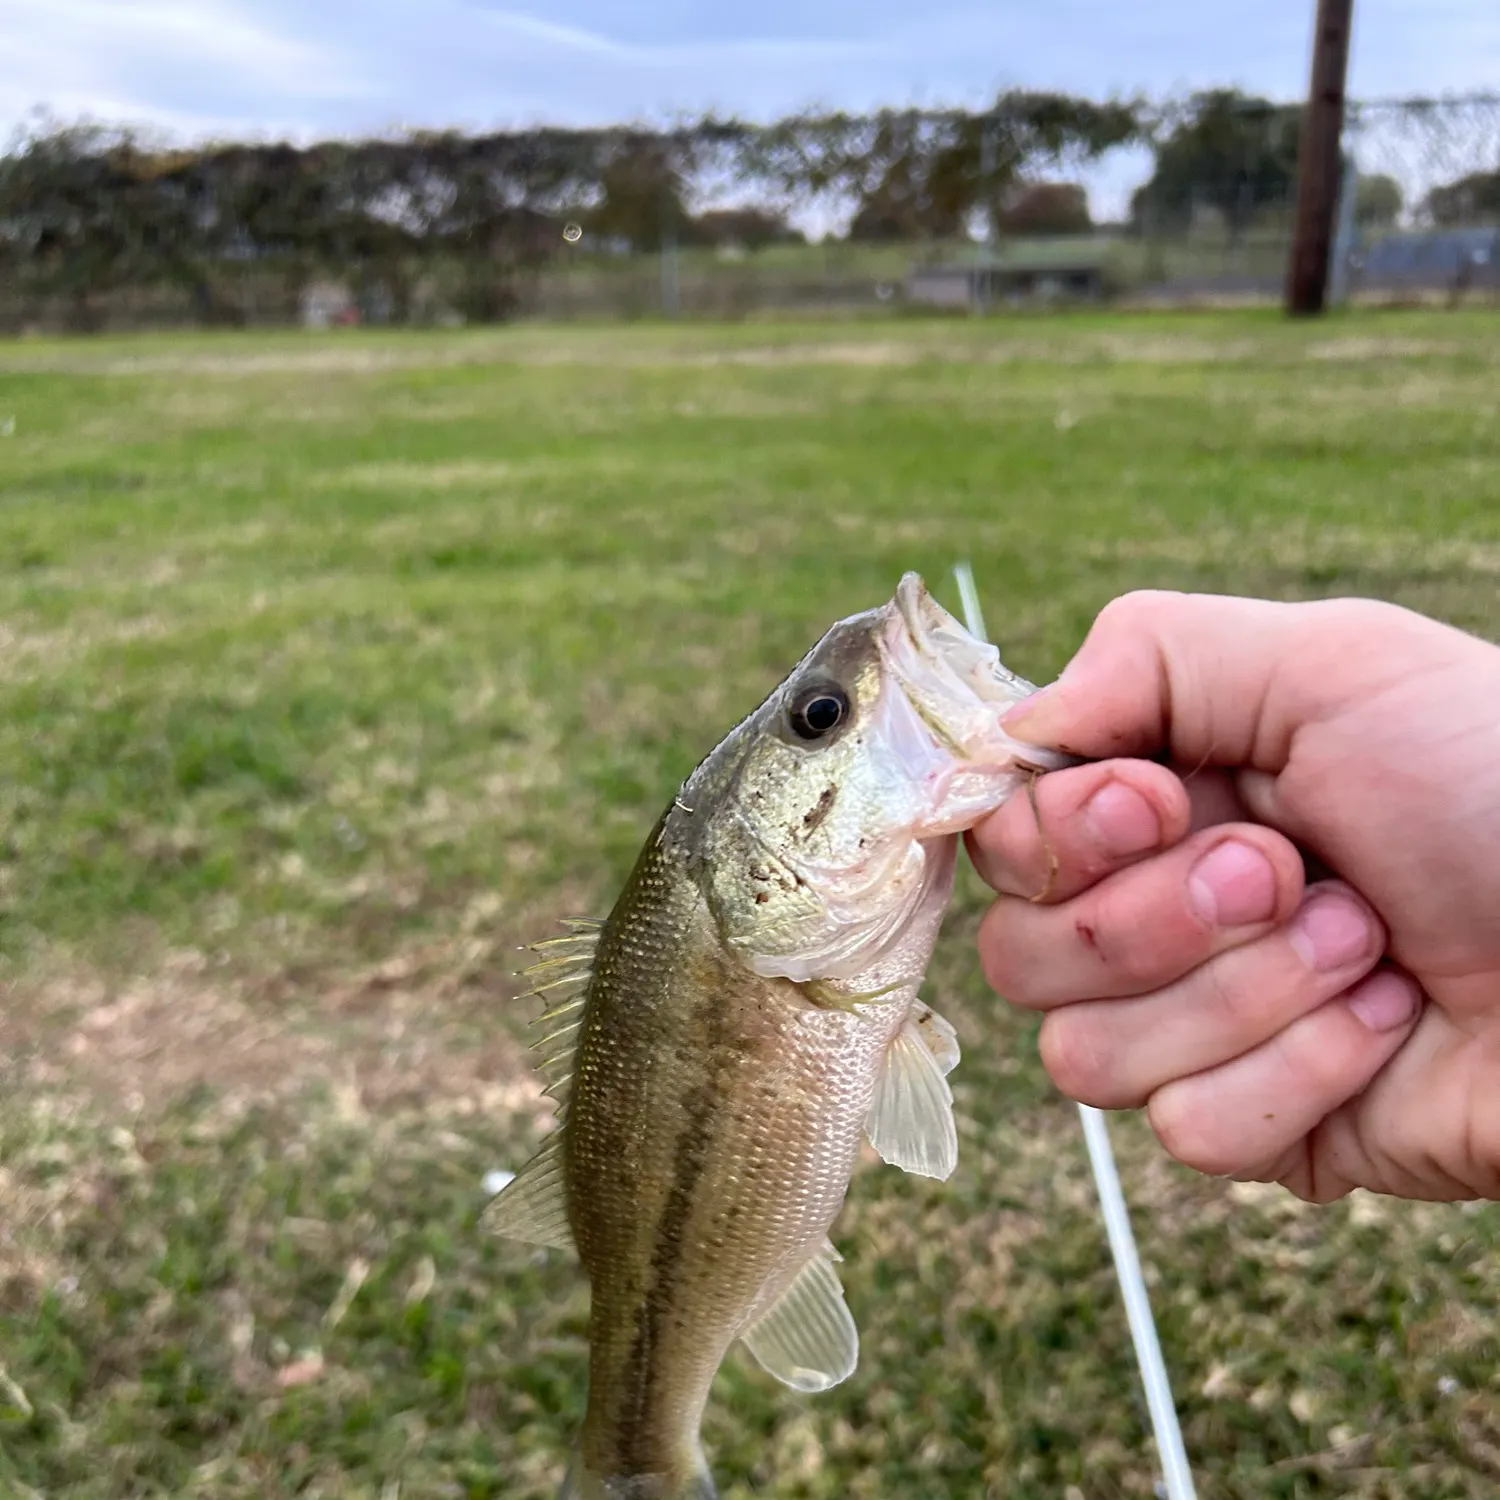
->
[952,561,1198,1500]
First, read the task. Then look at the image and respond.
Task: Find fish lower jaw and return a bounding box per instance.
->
[913,756,1070,837]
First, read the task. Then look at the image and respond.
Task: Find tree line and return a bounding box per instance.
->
[1,89,1494,328]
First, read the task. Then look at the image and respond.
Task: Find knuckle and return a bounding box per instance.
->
[1092,589,1190,644]
[1199,957,1270,1034]
[1148,1087,1242,1178]
[976,905,1032,1002]
[1280,1021,1362,1101]
[1085,884,1174,989]
[1038,1012,1116,1105]
[1114,939,1168,990]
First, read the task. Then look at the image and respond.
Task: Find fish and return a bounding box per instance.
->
[485,571,1072,1499]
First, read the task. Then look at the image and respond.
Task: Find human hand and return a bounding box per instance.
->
[968,591,1500,1203]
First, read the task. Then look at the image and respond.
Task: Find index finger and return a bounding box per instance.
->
[966,758,1191,904]
[995,591,1465,771]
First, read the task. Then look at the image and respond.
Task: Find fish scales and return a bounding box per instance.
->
[484,573,1075,1499]
[570,812,903,1483]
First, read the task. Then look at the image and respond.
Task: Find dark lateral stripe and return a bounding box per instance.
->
[613,1015,731,1471]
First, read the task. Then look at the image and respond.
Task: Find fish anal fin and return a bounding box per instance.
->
[739,1248,858,1394]
[864,1011,959,1181]
[479,1132,573,1251]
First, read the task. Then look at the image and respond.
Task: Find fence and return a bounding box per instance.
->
[1,92,1497,333]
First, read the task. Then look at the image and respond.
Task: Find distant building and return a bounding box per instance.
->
[300,280,357,329]
[906,238,1120,310]
[1352,227,1500,294]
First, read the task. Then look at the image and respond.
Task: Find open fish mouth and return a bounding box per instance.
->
[876,571,1076,833]
[888,570,1064,727]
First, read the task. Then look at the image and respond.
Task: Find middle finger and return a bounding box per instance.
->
[978,823,1307,1007]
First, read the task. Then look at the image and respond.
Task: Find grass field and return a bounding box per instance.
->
[1,310,1498,1500]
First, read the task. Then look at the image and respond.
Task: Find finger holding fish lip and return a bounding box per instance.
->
[965,757,1192,904]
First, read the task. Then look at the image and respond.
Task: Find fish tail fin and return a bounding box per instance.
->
[558,1449,718,1499]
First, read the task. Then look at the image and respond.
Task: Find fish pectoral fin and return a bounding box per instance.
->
[911,999,960,1076]
[864,1011,959,1181]
[478,1132,574,1252]
[739,1248,858,1395]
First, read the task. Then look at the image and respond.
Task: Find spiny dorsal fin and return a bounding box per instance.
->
[864,1006,959,1181]
[485,921,604,1252]
[479,1131,572,1250]
[739,1246,858,1394]
[517,918,605,1118]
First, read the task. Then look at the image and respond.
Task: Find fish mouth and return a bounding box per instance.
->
[890,571,1053,716]
[886,571,1073,761]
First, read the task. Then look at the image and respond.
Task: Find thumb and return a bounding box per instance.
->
[1001,591,1400,773]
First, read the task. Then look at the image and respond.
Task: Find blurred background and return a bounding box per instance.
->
[1,4,1498,1500]
[1,2,1499,331]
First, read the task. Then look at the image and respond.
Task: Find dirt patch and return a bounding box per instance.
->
[314,455,638,491]
[1,938,550,1130]
[0,613,177,685]
[4,326,1496,381]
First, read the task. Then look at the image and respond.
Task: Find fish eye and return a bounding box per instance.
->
[788,683,850,741]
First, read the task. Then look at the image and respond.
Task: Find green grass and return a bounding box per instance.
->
[1,309,1498,1500]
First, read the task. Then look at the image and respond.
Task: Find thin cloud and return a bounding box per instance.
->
[0,0,370,142]
[0,0,1495,146]
[466,4,900,69]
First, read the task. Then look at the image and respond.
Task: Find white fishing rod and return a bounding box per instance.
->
[953,561,1198,1500]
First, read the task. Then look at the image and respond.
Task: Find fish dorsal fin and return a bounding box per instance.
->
[519,918,604,1116]
[864,1006,959,1181]
[479,1131,573,1250]
[739,1246,858,1394]
[481,919,603,1251]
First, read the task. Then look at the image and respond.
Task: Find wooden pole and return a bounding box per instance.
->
[1285,0,1356,316]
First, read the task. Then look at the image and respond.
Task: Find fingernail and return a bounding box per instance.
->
[1083,780,1160,858]
[1288,893,1377,972]
[1187,840,1277,927]
[1348,970,1420,1032]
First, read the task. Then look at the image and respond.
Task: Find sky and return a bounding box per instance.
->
[2,0,1497,220]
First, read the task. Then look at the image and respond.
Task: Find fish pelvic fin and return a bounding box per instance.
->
[558,1450,718,1499]
[864,1003,960,1181]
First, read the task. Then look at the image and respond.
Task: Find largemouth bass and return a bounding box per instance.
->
[487,572,1070,1498]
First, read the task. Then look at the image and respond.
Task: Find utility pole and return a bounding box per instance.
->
[1285,0,1356,316]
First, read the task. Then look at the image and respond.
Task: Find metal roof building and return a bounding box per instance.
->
[905,238,1120,310]
[1353,227,1500,292]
